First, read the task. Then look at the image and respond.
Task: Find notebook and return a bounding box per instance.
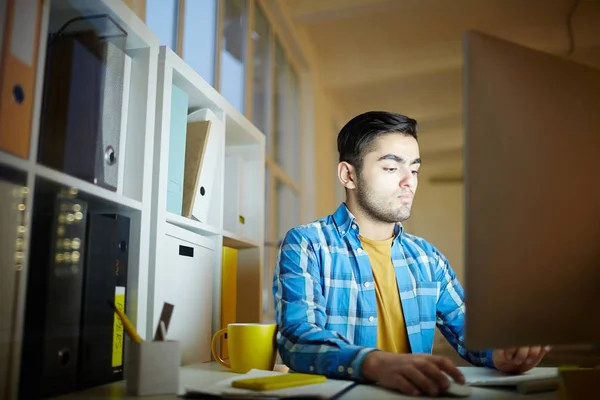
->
[459,366,558,386]
[184,369,355,399]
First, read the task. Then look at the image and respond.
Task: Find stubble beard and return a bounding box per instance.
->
[355,173,412,224]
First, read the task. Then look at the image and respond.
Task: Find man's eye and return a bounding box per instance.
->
[411,170,419,175]
[383,168,397,172]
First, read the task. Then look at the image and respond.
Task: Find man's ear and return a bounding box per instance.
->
[338,161,357,190]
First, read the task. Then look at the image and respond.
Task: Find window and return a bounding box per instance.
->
[276,181,300,239]
[146,0,179,50]
[287,67,301,182]
[146,0,218,86]
[220,0,247,112]
[252,4,270,136]
[262,37,303,319]
[182,0,218,86]
[272,40,285,167]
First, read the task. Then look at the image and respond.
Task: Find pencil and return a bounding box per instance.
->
[108,300,143,343]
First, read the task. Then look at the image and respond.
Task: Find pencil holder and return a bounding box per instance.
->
[124,340,181,396]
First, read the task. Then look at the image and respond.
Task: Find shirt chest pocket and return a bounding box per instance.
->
[415,281,440,323]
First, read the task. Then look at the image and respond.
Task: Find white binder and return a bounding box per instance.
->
[186,108,223,223]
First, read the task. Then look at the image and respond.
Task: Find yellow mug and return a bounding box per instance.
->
[211,323,277,373]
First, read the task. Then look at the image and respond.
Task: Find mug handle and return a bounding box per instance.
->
[211,328,230,368]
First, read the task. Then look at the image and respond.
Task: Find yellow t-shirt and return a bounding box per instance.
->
[359,235,410,353]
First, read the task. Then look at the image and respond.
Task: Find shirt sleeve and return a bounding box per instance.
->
[433,250,496,368]
[272,228,378,381]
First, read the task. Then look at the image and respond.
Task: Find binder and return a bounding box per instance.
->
[99,41,128,191]
[182,119,211,218]
[187,108,223,223]
[0,180,27,395]
[37,15,128,192]
[78,213,130,390]
[20,191,88,398]
[166,84,189,215]
[0,0,43,158]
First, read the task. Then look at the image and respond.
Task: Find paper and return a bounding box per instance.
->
[459,366,558,386]
[184,369,354,399]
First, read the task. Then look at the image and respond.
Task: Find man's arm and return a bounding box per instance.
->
[433,251,496,368]
[273,228,377,381]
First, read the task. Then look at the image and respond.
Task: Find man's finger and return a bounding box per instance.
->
[391,373,420,397]
[505,348,517,361]
[405,366,439,397]
[495,349,506,362]
[532,345,552,365]
[513,347,530,365]
[420,361,450,391]
[525,346,542,364]
[432,356,465,385]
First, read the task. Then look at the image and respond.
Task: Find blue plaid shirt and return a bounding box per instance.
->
[273,203,494,381]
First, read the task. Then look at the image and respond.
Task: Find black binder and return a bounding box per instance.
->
[37,15,127,192]
[20,191,88,399]
[78,213,130,390]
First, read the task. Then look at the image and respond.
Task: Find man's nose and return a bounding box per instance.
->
[399,168,416,188]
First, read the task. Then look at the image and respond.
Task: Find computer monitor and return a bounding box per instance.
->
[463,31,600,351]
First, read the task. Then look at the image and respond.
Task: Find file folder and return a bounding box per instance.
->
[167,84,189,215]
[0,0,43,158]
[187,108,223,223]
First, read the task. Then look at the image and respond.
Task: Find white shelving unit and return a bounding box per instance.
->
[0,0,268,397]
[148,47,265,364]
[0,3,160,396]
[0,0,266,396]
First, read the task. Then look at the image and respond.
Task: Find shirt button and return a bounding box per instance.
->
[352,224,357,230]
[347,367,354,375]
[369,316,375,322]
[338,365,344,373]
[309,366,314,372]
[363,282,370,288]
[340,230,345,234]
[357,248,363,254]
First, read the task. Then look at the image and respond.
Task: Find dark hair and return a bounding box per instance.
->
[337,111,418,172]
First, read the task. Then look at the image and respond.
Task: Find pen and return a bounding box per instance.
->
[108,300,143,343]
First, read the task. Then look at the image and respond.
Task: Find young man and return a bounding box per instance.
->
[272,111,550,397]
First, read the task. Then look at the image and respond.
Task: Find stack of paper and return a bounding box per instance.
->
[184,369,355,399]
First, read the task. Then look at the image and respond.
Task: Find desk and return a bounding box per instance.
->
[55,362,557,400]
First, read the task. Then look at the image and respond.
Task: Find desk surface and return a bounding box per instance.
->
[55,362,557,400]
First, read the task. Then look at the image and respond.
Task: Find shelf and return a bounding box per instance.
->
[222,229,259,249]
[166,212,259,249]
[34,164,143,212]
[0,150,33,175]
[166,212,221,237]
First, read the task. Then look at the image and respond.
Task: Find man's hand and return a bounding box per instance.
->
[361,350,465,397]
[492,346,552,373]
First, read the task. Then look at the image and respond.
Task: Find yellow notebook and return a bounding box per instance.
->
[232,373,327,391]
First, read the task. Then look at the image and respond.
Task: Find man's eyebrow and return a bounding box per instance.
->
[377,154,421,165]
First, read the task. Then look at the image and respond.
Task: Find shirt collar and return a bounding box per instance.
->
[332,202,404,239]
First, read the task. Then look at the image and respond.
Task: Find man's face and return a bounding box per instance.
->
[355,133,420,223]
